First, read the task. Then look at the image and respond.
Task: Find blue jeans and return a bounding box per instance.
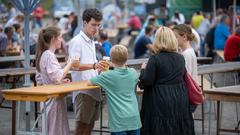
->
[111,129,140,135]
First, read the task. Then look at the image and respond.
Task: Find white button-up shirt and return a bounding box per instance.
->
[69,31,100,102]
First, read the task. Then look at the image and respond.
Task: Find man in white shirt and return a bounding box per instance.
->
[68,8,104,135]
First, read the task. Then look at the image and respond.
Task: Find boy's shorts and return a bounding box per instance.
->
[74,93,100,124]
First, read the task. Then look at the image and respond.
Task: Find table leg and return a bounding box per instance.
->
[208,101,212,135]
[100,100,103,135]
[12,78,17,135]
[201,75,205,134]
[12,101,16,135]
[202,103,205,133]
[43,102,48,135]
[216,101,220,135]
[34,102,38,128]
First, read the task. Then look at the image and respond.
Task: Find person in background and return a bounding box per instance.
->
[4,26,15,49]
[134,25,154,59]
[68,8,105,135]
[69,12,78,38]
[127,12,142,35]
[89,45,142,135]
[204,26,216,57]
[154,4,168,25]
[97,30,112,57]
[32,4,47,29]
[224,27,240,61]
[165,21,177,29]
[95,41,106,61]
[0,25,8,56]
[12,23,23,45]
[5,14,24,27]
[191,11,204,30]
[173,24,198,82]
[35,26,77,135]
[173,24,198,113]
[58,14,69,31]
[214,14,231,50]
[139,26,195,135]
[171,11,185,24]
[211,8,223,28]
[6,2,17,20]
[197,13,212,56]
[185,21,201,56]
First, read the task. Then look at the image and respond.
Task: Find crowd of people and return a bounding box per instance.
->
[134,6,240,62]
[33,8,199,135]
[0,2,240,135]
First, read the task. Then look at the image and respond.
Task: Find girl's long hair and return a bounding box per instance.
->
[35,26,61,72]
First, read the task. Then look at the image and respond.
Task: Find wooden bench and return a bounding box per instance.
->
[204,85,240,135]
[2,81,100,135]
[0,54,66,63]
[119,36,132,47]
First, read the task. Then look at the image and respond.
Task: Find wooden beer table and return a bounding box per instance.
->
[2,81,100,135]
[204,85,240,135]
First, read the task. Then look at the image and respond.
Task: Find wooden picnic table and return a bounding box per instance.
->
[2,80,100,135]
[0,54,66,63]
[198,62,240,75]
[197,62,240,134]
[117,23,128,29]
[204,85,240,135]
[0,67,36,135]
[3,81,99,102]
[106,29,119,38]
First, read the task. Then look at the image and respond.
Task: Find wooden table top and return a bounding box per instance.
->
[204,85,240,102]
[204,85,240,95]
[106,29,119,38]
[117,23,128,29]
[2,81,99,95]
[0,67,36,77]
[2,81,100,102]
[198,62,240,75]
[0,54,65,63]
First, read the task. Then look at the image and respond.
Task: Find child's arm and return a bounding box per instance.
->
[87,80,97,86]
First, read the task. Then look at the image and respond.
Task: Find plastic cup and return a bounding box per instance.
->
[102,56,110,71]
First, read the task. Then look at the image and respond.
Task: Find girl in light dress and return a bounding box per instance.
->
[35,26,77,135]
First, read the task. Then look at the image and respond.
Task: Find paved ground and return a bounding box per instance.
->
[0,96,239,135]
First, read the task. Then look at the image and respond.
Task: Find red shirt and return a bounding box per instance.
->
[33,7,44,20]
[128,16,142,30]
[224,35,240,61]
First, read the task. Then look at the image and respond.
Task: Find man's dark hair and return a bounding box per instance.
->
[220,14,229,23]
[82,8,102,22]
[13,23,21,31]
[4,27,13,34]
[145,25,153,34]
[99,30,108,40]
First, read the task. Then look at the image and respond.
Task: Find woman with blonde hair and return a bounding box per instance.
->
[139,26,195,135]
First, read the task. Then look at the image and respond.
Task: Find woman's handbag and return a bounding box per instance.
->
[184,70,204,105]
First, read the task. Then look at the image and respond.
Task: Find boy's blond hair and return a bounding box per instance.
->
[153,26,178,53]
[110,44,128,66]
